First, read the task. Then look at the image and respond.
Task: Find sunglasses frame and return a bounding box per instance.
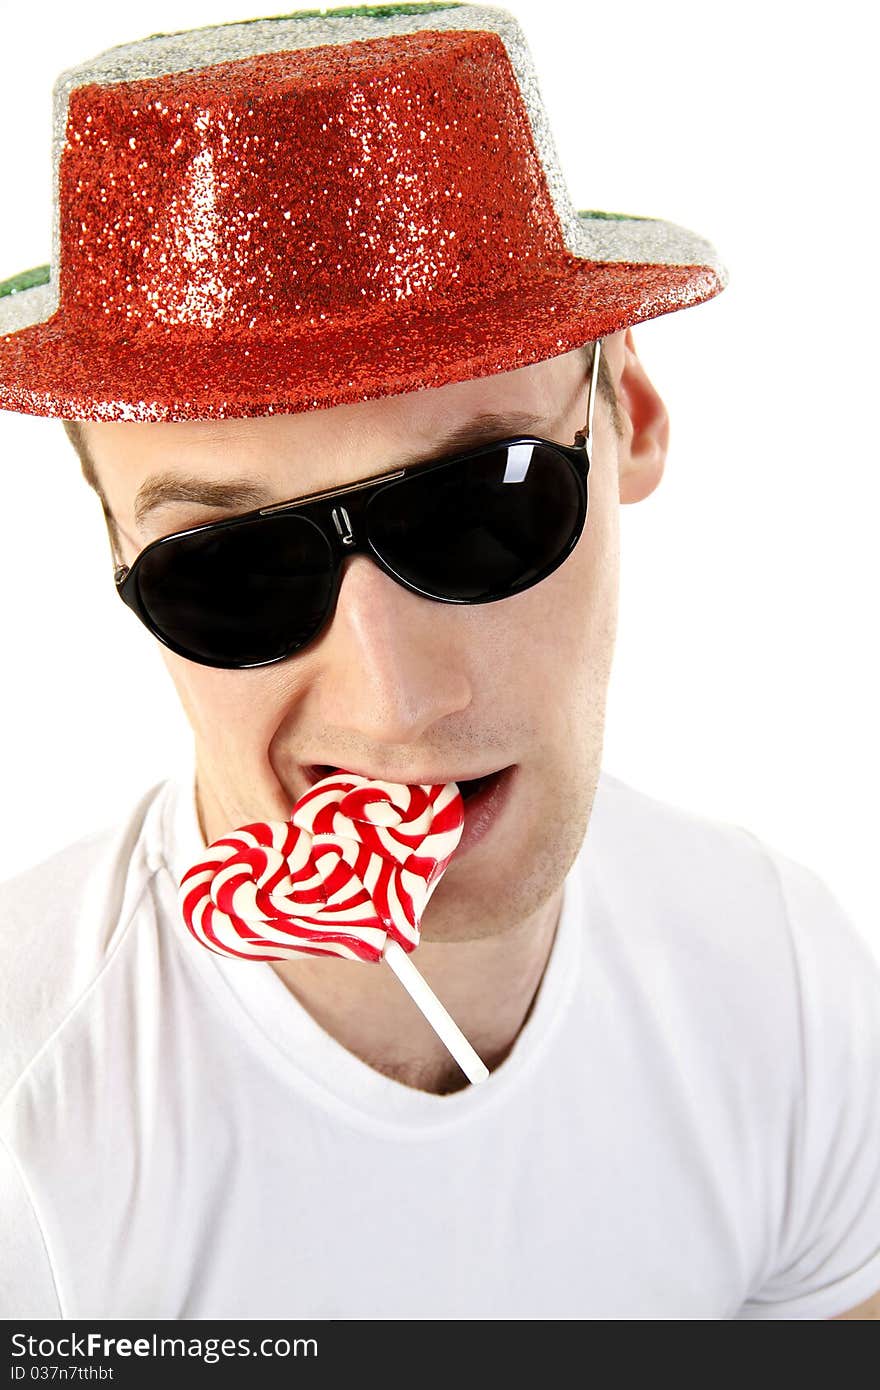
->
[113,340,602,670]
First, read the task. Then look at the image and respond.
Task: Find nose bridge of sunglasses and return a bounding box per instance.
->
[258,460,406,551]
[330,503,356,548]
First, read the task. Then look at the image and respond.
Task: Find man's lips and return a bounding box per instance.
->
[296,763,512,803]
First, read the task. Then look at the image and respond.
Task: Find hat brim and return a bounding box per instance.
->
[0,233,724,422]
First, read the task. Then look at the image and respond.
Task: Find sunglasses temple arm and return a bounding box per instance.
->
[574,337,602,463]
[105,517,136,584]
[111,533,129,583]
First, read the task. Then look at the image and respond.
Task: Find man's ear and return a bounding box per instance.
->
[614,328,669,504]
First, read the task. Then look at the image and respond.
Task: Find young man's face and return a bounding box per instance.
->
[81,328,666,943]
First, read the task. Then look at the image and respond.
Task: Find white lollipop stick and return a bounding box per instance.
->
[382,939,489,1085]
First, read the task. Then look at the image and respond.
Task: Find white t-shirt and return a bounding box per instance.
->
[1,764,879,1321]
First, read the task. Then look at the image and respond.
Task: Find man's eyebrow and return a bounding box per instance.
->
[132,409,550,530]
[134,476,272,530]
[402,409,550,465]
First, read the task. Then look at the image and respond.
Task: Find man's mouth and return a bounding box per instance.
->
[298,764,518,857]
[302,764,508,802]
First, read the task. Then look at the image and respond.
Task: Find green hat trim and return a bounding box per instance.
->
[0,264,50,300]
[577,209,657,222]
[145,3,465,42]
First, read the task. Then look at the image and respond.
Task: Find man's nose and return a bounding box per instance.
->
[311,554,473,744]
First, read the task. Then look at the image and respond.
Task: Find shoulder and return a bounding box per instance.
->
[588,768,792,948]
[0,779,172,1106]
[586,768,879,1054]
[590,767,869,952]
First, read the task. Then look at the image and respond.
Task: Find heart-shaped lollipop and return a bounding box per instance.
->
[178,771,488,1085]
[178,773,464,964]
[175,772,483,1084]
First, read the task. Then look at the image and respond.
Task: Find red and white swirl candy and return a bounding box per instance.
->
[178,772,465,964]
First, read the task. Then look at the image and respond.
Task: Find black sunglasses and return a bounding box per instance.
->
[113,341,602,670]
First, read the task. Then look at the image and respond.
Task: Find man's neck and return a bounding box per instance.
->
[267,889,564,1095]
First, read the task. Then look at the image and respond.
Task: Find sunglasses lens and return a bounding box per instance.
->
[365,442,584,601]
[134,513,335,667]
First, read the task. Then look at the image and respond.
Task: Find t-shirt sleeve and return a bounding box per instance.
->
[0,1136,62,1318]
[735,850,880,1319]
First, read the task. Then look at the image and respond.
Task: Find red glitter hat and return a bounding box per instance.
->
[0,3,727,422]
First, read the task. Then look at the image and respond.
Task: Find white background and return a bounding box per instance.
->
[0,0,876,955]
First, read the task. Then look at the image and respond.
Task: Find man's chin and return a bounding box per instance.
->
[418,770,598,946]
[416,842,565,945]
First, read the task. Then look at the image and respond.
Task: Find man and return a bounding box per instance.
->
[1,4,878,1321]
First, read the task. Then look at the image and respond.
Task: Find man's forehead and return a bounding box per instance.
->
[84,348,581,460]
[74,345,597,543]
[122,392,563,534]
[81,348,587,535]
